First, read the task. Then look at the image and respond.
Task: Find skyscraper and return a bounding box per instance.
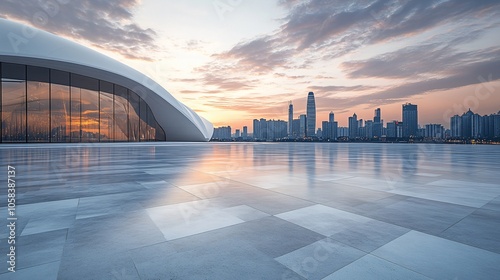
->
[450,115,462,137]
[242,126,248,139]
[402,103,418,138]
[306,92,316,137]
[373,108,382,138]
[374,108,381,123]
[324,111,338,140]
[348,113,358,139]
[288,101,293,136]
[299,114,307,138]
[253,119,260,140]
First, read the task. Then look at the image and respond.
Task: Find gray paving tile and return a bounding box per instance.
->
[1,143,499,279]
[323,254,431,280]
[372,230,500,279]
[0,261,60,280]
[133,239,300,280]
[329,219,410,252]
[276,204,373,236]
[0,229,67,273]
[358,197,476,235]
[275,237,366,280]
[440,208,500,254]
[169,216,325,258]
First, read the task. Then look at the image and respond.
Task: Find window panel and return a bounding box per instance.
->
[114,85,128,141]
[99,81,114,142]
[70,86,81,142]
[128,90,140,142]
[27,66,50,142]
[1,63,26,142]
[139,97,147,141]
[146,106,156,141]
[156,121,166,141]
[50,70,70,142]
[71,74,99,142]
[80,87,99,142]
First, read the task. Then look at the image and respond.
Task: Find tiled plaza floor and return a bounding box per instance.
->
[0,142,499,279]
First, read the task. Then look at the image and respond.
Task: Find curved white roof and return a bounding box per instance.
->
[0,18,213,141]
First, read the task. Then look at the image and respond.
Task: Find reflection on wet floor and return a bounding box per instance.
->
[0,142,499,279]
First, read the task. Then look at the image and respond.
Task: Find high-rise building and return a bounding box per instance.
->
[373,108,382,138]
[322,111,337,140]
[260,118,268,140]
[322,121,330,139]
[402,103,418,138]
[288,101,293,136]
[450,115,462,137]
[306,92,316,137]
[212,126,231,140]
[266,119,287,140]
[374,108,381,123]
[450,110,499,139]
[292,119,300,138]
[348,113,358,139]
[242,126,248,139]
[235,129,240,138]
[365,120,373,138]
[425,124,444,139]
[387,121,403,138]
[253,119,260,140]
[316,128,322,138]
[299,114,307,138]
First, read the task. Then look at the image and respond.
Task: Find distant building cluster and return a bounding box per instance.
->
[450,109,500,139]
[211,92,500,143]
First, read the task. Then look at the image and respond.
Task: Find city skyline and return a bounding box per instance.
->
[1,1,499,130]
[212,91,499,141]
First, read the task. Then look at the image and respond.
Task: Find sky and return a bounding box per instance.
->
[1,0,500,129]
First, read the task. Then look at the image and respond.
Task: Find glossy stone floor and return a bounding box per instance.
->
[1,143,499,279]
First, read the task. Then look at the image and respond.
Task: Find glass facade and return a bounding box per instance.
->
[0,62,165,143]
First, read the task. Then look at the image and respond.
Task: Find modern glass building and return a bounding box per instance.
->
[306,92,316,137]
[1,62,165,142]
[0,18,213,143]
[402,103,418,138]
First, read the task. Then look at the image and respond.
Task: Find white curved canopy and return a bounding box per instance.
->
[0,18,213,142]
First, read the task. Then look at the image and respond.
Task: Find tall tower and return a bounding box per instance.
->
[374,108,381,123]
[373,108,381,138]
[329,111,334,122]
[306,92,316,137]
[288,101,293,136]
[402,103,418,138]
[349,113,358,139]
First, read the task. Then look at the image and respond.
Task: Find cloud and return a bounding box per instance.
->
[309,85,374,94]
[0,0,159,61]
[193,0,500,102]
[363,56,500,105]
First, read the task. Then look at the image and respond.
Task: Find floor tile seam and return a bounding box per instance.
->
[478,194,500,211]
[204,176,322,207]
[386,191,492,209]
[158,218,247,242]
[398,229,500,260]
[437,206,482,235]
[0,258,61,276]
[362,252,435,280]
[276,241,367,280]
[129,253,142,280]
[74,207,147,222]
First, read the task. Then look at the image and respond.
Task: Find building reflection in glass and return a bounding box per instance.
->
[0,62,165,143]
